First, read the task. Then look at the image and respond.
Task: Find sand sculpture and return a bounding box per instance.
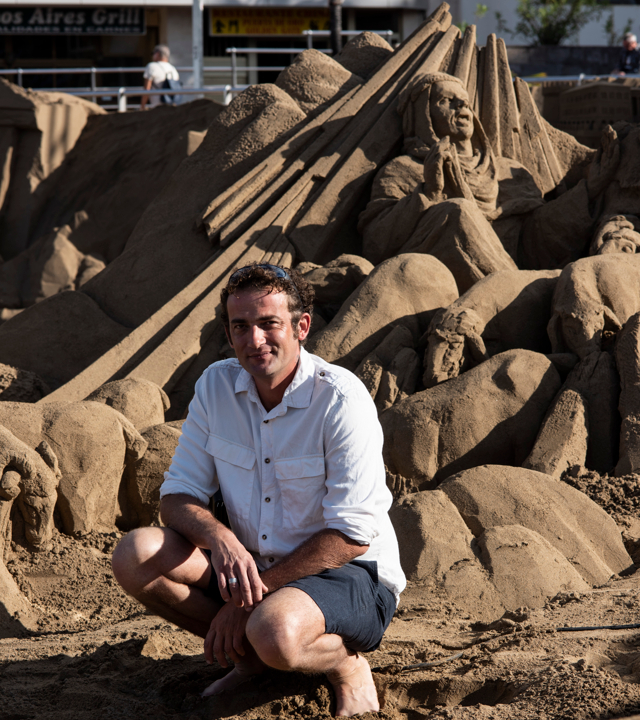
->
[423,268,561,386]
[0,93,221,323]
[357,73,612,291]
[549,254,640,358]
[4,2,640,673]
[390,464,629,617]
[0,79,104,261]
[0,424,60,628]
[307,253,459,372]
[0,400,146,535]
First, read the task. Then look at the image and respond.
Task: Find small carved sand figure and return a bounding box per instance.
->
[0,427,60,554]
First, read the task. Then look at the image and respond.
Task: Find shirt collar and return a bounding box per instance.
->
[234,346,315,414]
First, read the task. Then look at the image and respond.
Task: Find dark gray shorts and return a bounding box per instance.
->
[201,552,396,653]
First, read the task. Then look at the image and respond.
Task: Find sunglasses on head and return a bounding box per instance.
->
[229,263,303,305]
[229,263,292,283]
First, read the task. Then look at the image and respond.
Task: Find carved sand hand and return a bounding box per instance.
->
[422,136,454,201]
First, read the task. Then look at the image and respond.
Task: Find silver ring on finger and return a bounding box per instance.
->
[228,577,239,586]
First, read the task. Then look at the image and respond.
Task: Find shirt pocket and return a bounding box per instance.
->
[205,434,256,521]
[275,455,326,530]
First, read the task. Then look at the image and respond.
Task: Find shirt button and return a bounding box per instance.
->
[265,458,270,463]
[269,557,274,563]
[262,534,267,540]
[319,372,325,377]
[263,420,269,424]
[265,497,271,503]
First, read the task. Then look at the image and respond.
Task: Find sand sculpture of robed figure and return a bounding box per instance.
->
[358,72,620,291]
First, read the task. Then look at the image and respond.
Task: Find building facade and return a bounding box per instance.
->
[0,0,428,93]
[2,0,639,96]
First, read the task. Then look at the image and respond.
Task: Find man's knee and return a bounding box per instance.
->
[246,597,307,670]
[111,527,165,593]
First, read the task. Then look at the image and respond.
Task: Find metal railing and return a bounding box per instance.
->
[225,46,332,87]
[519,72,639,84]
[302,29,394,49]
[64,85,249,111]
[0,29,395,109]
[0,65,194,89]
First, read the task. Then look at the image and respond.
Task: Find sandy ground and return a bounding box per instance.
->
[3,473,640,720]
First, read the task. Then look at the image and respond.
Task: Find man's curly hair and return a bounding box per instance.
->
[220,263,315,344]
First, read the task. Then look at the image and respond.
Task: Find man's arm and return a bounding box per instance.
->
[261,528,369,593]
[140,77,153,110]
[161,493,268,608]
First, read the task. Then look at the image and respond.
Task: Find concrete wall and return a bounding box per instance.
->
[507,46,622,77]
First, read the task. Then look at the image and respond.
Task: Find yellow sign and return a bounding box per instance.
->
[209,8,330,35]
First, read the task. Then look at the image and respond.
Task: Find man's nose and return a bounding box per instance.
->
[248,325,265,347]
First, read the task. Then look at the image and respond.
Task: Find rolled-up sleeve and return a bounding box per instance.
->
[321,387,390,545]
[160,371,218,506]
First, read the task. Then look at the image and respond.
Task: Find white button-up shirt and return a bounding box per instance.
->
[161,347,406,601]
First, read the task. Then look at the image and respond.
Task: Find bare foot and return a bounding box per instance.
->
[327,654,380,717]
[201,657,266,697]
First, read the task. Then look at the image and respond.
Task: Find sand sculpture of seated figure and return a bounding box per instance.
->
[359,72,619,293]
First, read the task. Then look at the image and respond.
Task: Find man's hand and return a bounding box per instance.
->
[587,125,620,201]
[160,494,268,610]
[423,136,455,202]
[204,601,250,668]
[209,529,269,610]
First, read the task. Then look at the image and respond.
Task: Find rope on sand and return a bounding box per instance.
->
[556,623,640,632]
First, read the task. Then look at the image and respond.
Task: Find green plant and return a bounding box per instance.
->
[604,12,633,46]
[457,3,490,34]
[496,0,608,46]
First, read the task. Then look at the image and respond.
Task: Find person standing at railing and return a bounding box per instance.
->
[614,33,640,76]
[140,44,180,110]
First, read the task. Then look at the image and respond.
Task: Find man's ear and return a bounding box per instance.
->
[223,324,234,348]
[297,312,312,342]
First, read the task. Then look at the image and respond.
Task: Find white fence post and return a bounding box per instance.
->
[117,87,127,112]
[192,0,204,92]
[230,48,238,88]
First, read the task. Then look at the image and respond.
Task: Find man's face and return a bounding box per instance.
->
[429,81,474,142]
[625,37,637,51]
[225,287,310,386]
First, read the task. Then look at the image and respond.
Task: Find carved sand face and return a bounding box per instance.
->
[594,217,640,256]
[424,331,466,387]
[429,81,474,143]
[18,493,56,551]
[599,235,639,255]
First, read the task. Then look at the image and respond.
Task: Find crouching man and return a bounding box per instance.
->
[112,263,406,717]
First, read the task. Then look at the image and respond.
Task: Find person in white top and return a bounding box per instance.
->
[141,44,179,110]
[111,263,406,717]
